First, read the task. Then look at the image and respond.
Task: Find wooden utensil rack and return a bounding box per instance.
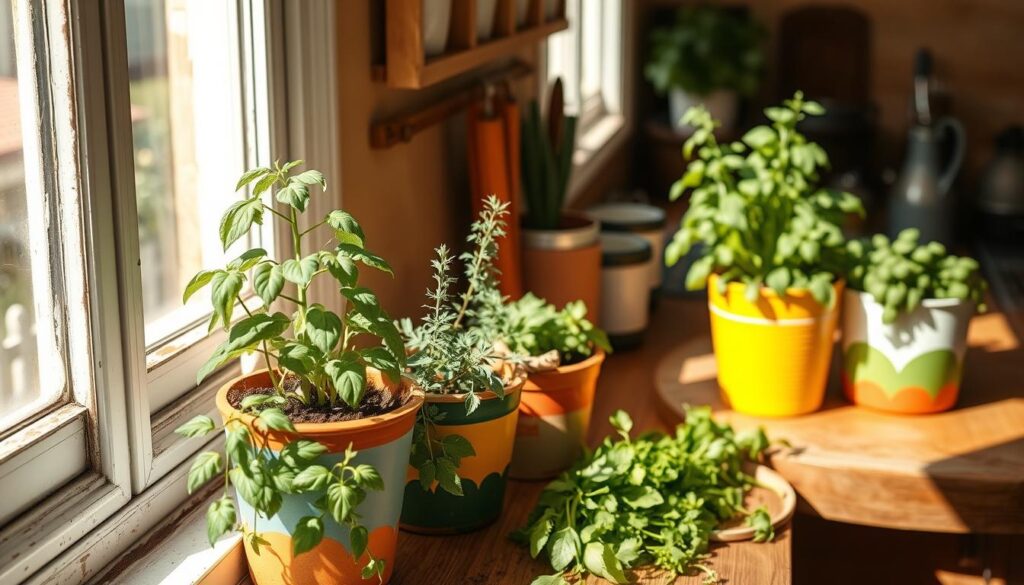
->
[370,60,532,149]
[380,0,566,89]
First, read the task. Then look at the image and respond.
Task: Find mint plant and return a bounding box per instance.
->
[479,293,611,368]
[182,160,405,409]
[516,408,771,585]
[175,410,387,581]
[665,93,864,306]
[846,228,988,323]
[399,196,510,495]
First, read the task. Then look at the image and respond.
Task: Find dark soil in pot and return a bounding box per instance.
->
[227,378,410,423]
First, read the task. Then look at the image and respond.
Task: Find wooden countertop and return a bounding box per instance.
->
[393,296,793,584]
[654,297,1024,535]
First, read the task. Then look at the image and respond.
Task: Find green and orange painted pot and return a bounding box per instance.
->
[509,348,606,480]
[400,373,525,533]
[841,289,974,414]
[215,369,423,585]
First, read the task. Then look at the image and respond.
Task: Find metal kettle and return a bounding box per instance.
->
[888,118,966,244]
[888,49,965,245]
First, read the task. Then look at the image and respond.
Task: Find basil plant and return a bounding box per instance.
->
[183,160,406,408]
[665,92,864,306]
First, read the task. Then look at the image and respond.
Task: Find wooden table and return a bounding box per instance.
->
[654,299,1024,535]
[393,297,793,584]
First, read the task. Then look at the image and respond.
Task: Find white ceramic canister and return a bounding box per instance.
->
[422,0,453,57]
[587,202,667,292]
[841,289,974,414]
[599,233,652,349]
[477,0,498,41]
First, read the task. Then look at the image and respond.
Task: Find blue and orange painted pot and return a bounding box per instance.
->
[509,348,605,479]
[400,372,525,534]
[215,368,423,585]
[841,289,974,414]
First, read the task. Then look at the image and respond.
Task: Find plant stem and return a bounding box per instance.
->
[300,220,326,237]
[237,294,281,392]
[262,204,290,222]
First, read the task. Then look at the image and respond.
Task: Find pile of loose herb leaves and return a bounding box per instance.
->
[516,408,772,585]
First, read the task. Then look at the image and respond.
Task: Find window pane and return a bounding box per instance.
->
[0,3,47,432]
[125,0,249,348]
[579,0,602,102]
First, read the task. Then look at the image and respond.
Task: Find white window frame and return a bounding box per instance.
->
[0,0,132,581]
[541,0,634,202]
[0,1,342,583]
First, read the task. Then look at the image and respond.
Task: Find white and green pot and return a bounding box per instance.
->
[841,289,974,414]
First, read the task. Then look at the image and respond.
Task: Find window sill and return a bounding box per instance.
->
[102,491,247,585]
[565,112,631,204]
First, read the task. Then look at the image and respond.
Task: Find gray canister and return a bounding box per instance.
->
[587,202,667,292]
[599,233,652,349]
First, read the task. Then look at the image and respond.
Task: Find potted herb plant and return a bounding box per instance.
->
[665,94,863,417]
[644,5,764,133]
[520,90,602,320]
[476,293,611,479]
[399,196,526,533]
[842,229,988,414]
[176,161,422,584]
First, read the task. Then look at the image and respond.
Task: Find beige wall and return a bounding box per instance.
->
[335,2,540,320]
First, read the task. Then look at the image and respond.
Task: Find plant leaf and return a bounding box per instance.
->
[183,270,217,304]
[292,516,324,556]
[305,307,343,354]
[326,210,365,247]
[210,270,245,329]
[549,527,581,571]
[293,465,333,492]
[256,408,295,432]
[219,197,264,250]
[175,415,216,438]
[206,496,236,546]
[349,525,368,559]
[324,356,366,407]
[281,256,319,287]
[276,181,310,212]
[187,451,222,494]
[252,262,285,306]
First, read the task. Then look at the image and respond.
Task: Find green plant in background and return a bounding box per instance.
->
[478,293,611,367]
[399,196,510,495]
[644,6,764,97]
[182,160,405,409]
[846,228,988,323]
[664,92,864,306]
[521,100,577,230]
[175,413,387,580]
[515,408,772,585]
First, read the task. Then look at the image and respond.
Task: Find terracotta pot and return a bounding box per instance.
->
[522,214,601,320]
[509,348,606,479]
[215,369,423,585]
[400,372,525,533]
[841,289,973,414]
[708,274,843,417]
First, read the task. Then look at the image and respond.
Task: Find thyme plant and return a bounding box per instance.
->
[400,196,511,495]
[183,160,406,408]
[665,92,864,306]
[846,228,988,323]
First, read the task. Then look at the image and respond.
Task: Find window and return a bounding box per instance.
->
[0,0,314,582]
[544,0,631,196]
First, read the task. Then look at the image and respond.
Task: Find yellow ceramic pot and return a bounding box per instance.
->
[707,274,843,417]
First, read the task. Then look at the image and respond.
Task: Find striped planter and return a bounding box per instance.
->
[400,375,524,533]
[509,349,606,479]
[215,369,423,585]
[841,289,973,414]
[708,274,843,417]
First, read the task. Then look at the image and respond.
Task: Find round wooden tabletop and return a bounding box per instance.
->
[655,311,1024,535]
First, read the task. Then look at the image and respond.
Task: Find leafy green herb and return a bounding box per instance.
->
[845,228,988,323]
[400,196,511,495]
[746,506,774,543]
[516,408,772,584]
[174,415,387,581]
[477,292,611,367]
[664,93,864,306]
[186,160,405,409]
[644,6,765,97]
